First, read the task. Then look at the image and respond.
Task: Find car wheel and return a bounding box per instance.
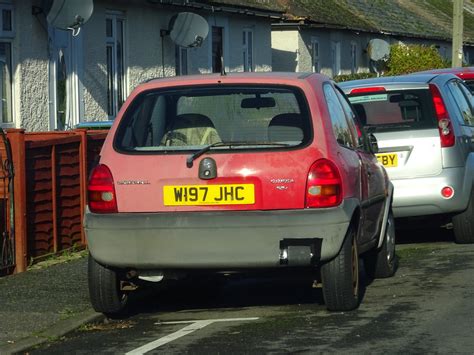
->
[364,210,397,279]
[453,189,474,244]
[88,254,128,315]
[321,225,360,312]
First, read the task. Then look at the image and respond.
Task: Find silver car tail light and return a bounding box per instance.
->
[429,84,455,148]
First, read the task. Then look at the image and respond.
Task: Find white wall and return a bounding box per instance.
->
[273,26,459,78]
[11,0,277,129]
[271,29,299,72]
[81,2,275,121]
[15,0,50,131]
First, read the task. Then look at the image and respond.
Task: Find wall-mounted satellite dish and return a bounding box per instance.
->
[169,12,209,48]
[45,0,93,34]
[367,38,390,62]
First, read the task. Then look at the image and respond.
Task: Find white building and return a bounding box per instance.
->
[5,0,283,131]
[271,0,474,77]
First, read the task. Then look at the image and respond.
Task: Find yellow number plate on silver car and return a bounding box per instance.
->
[163,184,255,206]
[376,153,398,167]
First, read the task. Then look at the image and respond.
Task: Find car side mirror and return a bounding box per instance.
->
[368,133,379,154]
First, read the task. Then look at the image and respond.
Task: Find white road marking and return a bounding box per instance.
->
[125,317,259,355]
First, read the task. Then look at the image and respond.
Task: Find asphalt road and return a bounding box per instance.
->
[30,228,474,354]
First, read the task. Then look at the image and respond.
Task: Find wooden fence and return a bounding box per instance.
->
[3,129,107,274]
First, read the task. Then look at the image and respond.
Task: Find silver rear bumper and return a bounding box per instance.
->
[392,167,471,218]
[84,199,358,269]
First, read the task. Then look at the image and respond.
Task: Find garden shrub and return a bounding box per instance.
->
[387,44,449,75]
[334,72,378,82]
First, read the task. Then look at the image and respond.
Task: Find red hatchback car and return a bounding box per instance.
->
[415,66,474,92]
[85,72,395,314]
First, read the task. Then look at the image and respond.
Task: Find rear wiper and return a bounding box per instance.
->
[186,141,291,168]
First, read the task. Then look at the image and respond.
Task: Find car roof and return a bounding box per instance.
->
[143,72,329,86]
[338,73,462,91]
[339,73,437,88]
[413,66,474,80]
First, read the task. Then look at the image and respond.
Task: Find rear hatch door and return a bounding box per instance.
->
[348,85,442,179]
[106,83,320,212]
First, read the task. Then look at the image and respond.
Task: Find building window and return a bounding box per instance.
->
[0,4,13,38]
[311,38,319,72]
[212,26,223,73]
[439,46,448,60]
[55,49,67,130]
[175,46,188,76]
[106,14,126,118]
[243,29,253,72]
[351,43,357,74]
[0,42,12,123]
[331,41,341,77]
[0,3,13,125]
[464,49,471,65]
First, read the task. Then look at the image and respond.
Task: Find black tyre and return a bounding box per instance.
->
[321,225,360,312]
[88,254,128,314]
[453,190,474,244]
[364,211,396,279]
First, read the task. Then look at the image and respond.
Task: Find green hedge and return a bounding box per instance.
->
[386,44,449,75]
[334,72,378,82]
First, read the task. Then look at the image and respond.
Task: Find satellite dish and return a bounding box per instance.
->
[368,39,390,62]
[169,12,209,48]
[46,0,93,32]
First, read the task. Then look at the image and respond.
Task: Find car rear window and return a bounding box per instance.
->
[114,85,311,153]
[347,89,436,132]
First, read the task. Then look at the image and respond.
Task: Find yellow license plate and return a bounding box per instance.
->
[163,184,255,206]
[376,153,398,167]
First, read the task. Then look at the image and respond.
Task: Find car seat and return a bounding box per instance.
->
[162,113,221,146]
[268,113,303,142]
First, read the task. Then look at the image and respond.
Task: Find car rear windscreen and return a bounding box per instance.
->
[114,85,310,152]
[348,89,436,132]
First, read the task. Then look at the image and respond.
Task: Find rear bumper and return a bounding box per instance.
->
[84,199,358,270]
[391,167,471,218]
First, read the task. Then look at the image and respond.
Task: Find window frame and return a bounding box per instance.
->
[0,40,12,125]
[106,11,127,119]
[211,26,224,73]
[350,42,357,74]
[242,29,254,72]
[311,37,320,73]
[175,45,189,76]
[0,3,13,38]
[331,41,341,77]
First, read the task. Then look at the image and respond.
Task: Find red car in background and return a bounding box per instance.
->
[415,67,474,92]
[84,72,395,315]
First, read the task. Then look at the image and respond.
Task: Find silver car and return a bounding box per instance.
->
[340,74,474,244]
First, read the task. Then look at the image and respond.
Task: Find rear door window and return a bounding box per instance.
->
[447,80,474,126]
[463,80,474,94]
[324,84,356,148]
[347,89,436,132]
[114,85,311,152]
[334,87,361,141]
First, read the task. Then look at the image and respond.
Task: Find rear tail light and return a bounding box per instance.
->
[429,84,455,147]
[305,159,342,208]
[88,164,118,213]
